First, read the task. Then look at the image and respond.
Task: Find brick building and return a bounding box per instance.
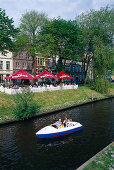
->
[13,52,33,73]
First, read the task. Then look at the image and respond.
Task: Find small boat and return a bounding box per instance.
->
[36,122,83,138]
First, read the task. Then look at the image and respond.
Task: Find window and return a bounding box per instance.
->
[48,59,52,67]
[79,67,82,72]
[16,62,20,69]
[37,57,45,66]
[6,61,10,70]
[28,63,32,70]
[76,67,78,72]
[0,61,3,70]
[73,66,75,72]
[19,52,23,59]
[26,53,30,60]
[79,75,82,81]
[0,74,3,83]
[23,62,27,69]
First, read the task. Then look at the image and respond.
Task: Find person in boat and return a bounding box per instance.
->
[63,117,68,127]
[67,119,74,127]
[51,118,62,128]
[60,122,64,128]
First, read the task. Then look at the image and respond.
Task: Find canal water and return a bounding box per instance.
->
[0,99,114,170]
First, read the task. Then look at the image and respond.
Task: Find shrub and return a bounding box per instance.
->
[12,88,39,120]
[92,77,109,94]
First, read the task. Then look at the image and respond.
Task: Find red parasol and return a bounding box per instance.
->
[56,71,73,79]
[5,69,34,86]
[5,69,34,79]
[34,70,57,79]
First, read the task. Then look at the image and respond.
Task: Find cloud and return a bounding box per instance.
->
[0,0,113,27]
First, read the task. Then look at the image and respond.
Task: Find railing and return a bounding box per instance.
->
[0,85,78,95]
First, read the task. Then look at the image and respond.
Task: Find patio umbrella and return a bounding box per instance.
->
[34,70,57,85]
[34,70,57,79]
[5,69,34,86]
[56,71,73,79]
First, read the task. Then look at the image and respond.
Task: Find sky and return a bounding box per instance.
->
[0,0,113,27]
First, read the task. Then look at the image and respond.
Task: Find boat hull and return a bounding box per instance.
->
[36,123,83,138]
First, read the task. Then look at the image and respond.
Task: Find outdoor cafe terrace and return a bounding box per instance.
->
[0,70,78,94]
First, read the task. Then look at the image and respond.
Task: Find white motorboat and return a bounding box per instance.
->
[36,122,83,138]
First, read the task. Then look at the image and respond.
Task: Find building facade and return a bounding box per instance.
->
[0,51,13,83]
[0,50,86,84]
[13,52,33,73]
[36,53,58,74]
[65,61,84,84]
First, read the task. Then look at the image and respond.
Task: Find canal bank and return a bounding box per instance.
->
[77,142,114,170]
[0,84,114,123]
[0,95,114,126]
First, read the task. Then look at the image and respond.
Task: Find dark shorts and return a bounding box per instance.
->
[52,125,57,128]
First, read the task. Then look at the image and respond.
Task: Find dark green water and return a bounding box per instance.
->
[0,98,114,170]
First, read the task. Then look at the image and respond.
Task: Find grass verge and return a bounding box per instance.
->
[0,84,114,122]
[83,142,114,170]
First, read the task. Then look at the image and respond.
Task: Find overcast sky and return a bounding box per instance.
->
[0,0,113,27]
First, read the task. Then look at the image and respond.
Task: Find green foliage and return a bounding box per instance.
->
[91,37,112,93]
[14,10,48,74]
[38,18,84,71]
[77,6,114,83]
[0,8,18,54]
[12,88,38,120]
[92,77,109,94]
[84,143,114,170]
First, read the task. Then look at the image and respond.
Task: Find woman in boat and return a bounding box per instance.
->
[67,119,74,127]
[51,118,62,128]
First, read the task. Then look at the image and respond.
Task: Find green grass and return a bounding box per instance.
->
[0,84,114,122]
[83,143,114,170]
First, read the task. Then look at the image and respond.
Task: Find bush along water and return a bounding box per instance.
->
[12,88,39,120]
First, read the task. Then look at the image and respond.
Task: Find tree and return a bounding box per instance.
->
[76,6,114,87]
[15,10,48,75]
[92,37,113,93]
[0,8,18,54]
[38,18,84,71]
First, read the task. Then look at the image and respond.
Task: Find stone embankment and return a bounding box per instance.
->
[76,142,114,170]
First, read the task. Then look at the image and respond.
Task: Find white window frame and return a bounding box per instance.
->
[37,57,45,66]
[0,74,3,83]
[0,61,3,70]
[6,61,10,70]
[19,52,23,59]
[23,62,27,69]
[16,62,20,69]
[26,53,30,60]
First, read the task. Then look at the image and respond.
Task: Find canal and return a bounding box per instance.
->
[0,98,114,170]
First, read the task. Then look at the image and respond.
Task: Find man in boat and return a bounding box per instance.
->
[51,118,62,128]
[63,117,68,127]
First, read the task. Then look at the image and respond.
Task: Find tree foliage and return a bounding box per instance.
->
[77,6,114,92]
[14,10,48,74]
[0,8,18,54]
[38,18,84,71]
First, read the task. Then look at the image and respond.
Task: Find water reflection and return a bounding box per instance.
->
[0,125,21,169]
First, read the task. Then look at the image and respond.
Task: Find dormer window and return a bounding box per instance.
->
[19,52,23,59]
